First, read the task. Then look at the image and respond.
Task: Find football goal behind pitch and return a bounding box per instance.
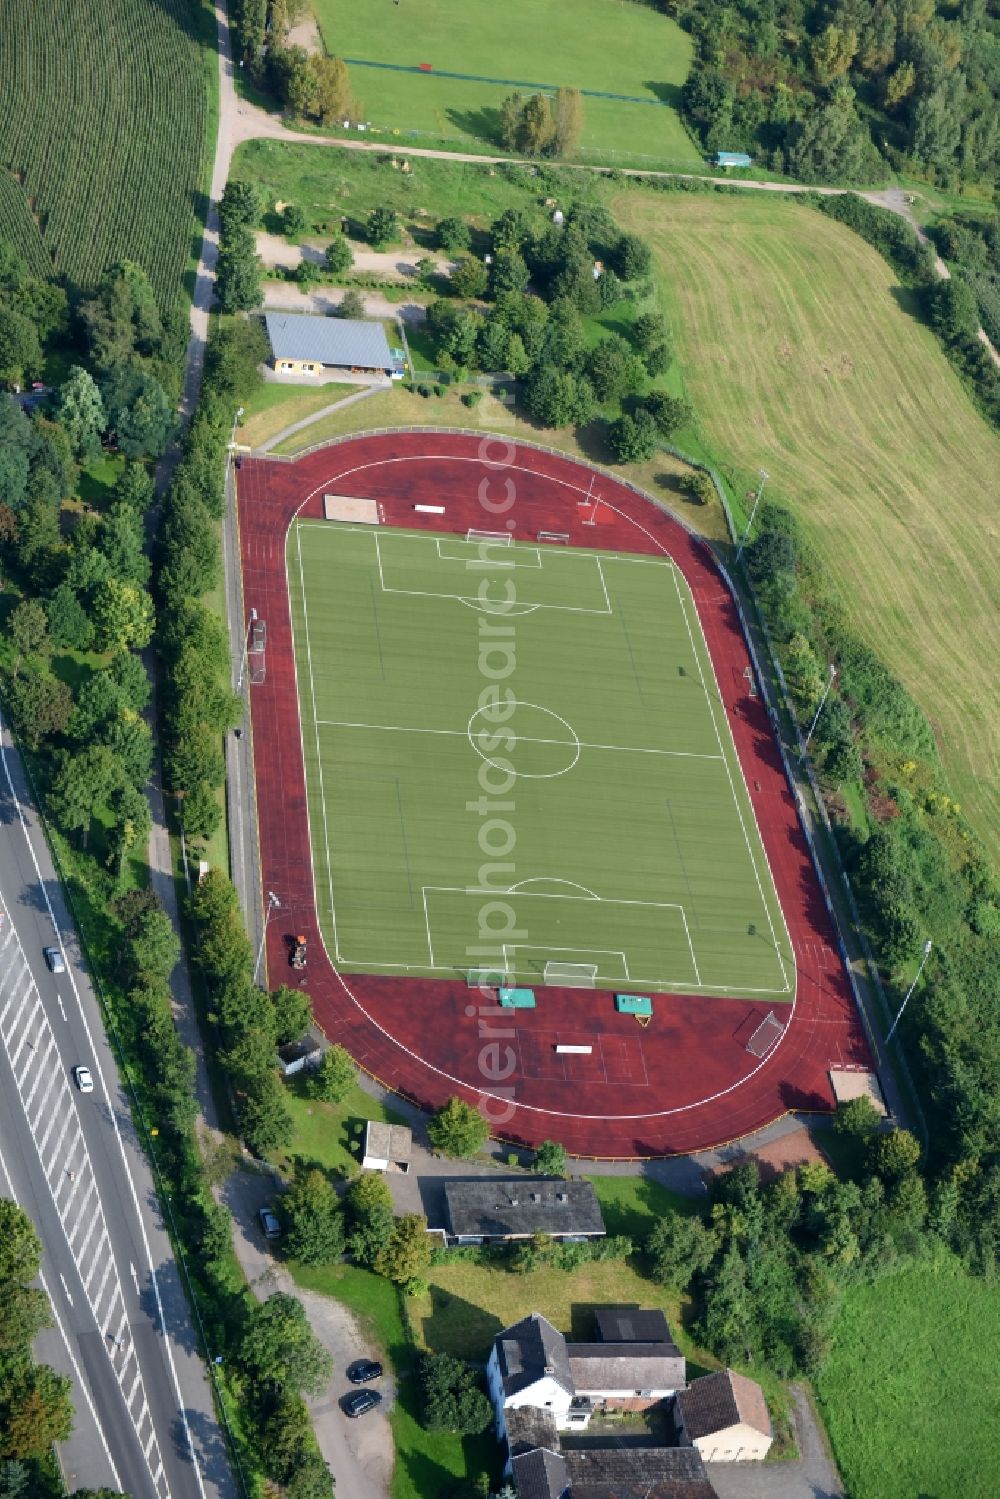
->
[465,529,512,545]
[543,961,599,988]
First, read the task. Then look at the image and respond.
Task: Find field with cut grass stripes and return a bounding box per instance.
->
[617,191,1000,856]
[0,0,208,303]
[287,522,792,997]
[313,0,699,166]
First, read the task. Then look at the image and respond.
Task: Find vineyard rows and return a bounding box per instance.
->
[0,0,207,306]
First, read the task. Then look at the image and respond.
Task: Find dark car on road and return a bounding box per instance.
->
[347,1359,383,1385]
[342,1389,382,1418]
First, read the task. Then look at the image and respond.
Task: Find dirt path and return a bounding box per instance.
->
[256,231,455,280]
[262,279,428,321]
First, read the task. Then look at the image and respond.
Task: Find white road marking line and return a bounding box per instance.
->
[125,1368,142,1411]
[0,1142,123,1492]
[21,1044,55,1112]
[26,1065,58,1129]
[57,994,67,1021]
[59,1273,74,1308]
[88,1254,114,1308]
[43,1114,75,1177]
[74,1192,101,1261]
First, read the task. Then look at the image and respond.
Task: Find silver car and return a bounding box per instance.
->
[43,946,65,974]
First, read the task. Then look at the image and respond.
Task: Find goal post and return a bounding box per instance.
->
[465,529,512,545]
[537,531,570,544]
[543,961,599,988]
[467,968,507,989]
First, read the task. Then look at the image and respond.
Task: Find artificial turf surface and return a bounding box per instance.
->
[287,522,792,998]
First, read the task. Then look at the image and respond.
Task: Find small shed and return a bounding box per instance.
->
[362,1121,412,1173]
[277,1036,322,1078]
[714,150,752,169]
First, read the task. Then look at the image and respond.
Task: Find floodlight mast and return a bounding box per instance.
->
[801,663,837,758]
[254,890,281,985]
[885,940,933,1045]
[735,468,768,562]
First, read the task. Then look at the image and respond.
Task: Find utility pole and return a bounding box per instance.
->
[736,467,768,563]
[801,663,837,757]
[227,406,245,479]
[886,940,933,1045]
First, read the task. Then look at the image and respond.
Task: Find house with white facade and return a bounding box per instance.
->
[487,1308,686,1437]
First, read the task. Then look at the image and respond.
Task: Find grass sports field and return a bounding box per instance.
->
[313,0,700,167]
[0,0,208,303]
[287,521,793,998]
[616,191,1000,856]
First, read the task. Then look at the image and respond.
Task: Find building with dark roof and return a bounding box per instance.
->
[564,1446,718,1499]
[443,1178,606,1244]
[487,1307,685,1440]
[593,1307,674,1345]
[675,1369,773,1462]
[264,311,399,378]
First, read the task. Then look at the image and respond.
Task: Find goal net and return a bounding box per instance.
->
[465,529,512,545]
[543,962,598,988]
[745,1010,785,1058]
[467,968,507,989]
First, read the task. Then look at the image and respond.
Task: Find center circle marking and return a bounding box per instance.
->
[467,699,581,779]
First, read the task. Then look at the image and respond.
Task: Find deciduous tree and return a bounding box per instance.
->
[374,1212,432,1283]
[279,1169,345,1264]
[427,1096,490,1157]
[306,1044,356,1103]
[238,1292,333,1395]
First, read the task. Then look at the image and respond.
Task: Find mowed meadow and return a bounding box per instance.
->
[0,0,209,304]
[313,0,699,167]
[617,191,1000,855]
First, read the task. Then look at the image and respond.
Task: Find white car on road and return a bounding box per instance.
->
[73,1065,94,1094]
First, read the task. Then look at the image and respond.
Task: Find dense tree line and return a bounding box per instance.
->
[423,203,690,454]
[675,0,1000,186]
[744,500,1000,1261]
[645,1106,933,1376]
[0,1202,74,1471]
[232,0,358,126]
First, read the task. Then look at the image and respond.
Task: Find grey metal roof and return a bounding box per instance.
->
[497,1313,574,1398]
[265,311,393,369]
[363,1121,412,1161]
[445,1178,606,1239]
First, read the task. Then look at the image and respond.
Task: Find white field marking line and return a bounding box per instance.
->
[297,455,800,1005]
[300,518,677,570]
[679,908,702,987]
[433,535,535,568]
[315,718,723,762]
[0,1141,122,1493]
[671,569,793,994]
[502,943,631,981]
[421,888,435,970]
[285,534,334,984]
[371,523,611,614]
[0,719,200,1499]
[296,524,341,965]
[425,890,754,994]
[296,499,789,1001]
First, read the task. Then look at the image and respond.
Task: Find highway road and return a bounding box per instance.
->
[0,714,236,1499]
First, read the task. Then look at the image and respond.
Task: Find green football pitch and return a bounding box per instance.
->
[287,523,794,999]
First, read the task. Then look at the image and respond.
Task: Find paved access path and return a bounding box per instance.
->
[709,1387,842,1499]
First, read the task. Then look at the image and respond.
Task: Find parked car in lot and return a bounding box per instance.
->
[43,946,65,974]
[73,1065,94,1094]
[347,1359,383,1385]
[342,1389,382,1419]
[258,1206,281,1240]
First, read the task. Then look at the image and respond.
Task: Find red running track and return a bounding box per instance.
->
[236,431,870,1157]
